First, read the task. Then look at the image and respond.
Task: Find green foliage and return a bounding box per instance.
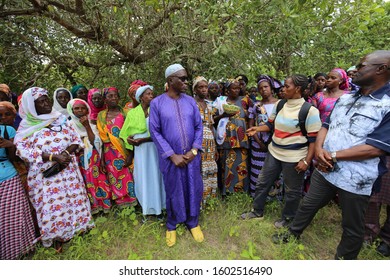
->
[240,241,260,260]
[0,0,389,93]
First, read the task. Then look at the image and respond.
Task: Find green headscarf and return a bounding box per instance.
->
[71,84,87,99]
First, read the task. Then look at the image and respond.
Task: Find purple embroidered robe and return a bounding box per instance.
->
[149,93,203,226]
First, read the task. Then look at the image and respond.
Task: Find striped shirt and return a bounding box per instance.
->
[266,98,321,162]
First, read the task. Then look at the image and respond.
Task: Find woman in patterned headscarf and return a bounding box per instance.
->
[310,68,349,123]
[213,78,253,196]
[87,88,106,124]
[67,98,111,214]
[15,87,94,252]
[97,87,137,208]
[193,76,218,205]
[124,80,147,115]
[248,75,279,197]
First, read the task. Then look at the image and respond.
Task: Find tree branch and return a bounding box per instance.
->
[0,8,40,18]
[132,4,183,50]
[47,1,77,14]
[23,60,55,89]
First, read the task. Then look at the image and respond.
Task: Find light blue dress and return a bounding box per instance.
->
[133,117,166,215]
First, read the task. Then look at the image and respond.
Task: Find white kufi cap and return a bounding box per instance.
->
[165,64,185,78]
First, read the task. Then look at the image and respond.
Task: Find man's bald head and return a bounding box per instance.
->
[353,50,390,88]
[365,50,390,65]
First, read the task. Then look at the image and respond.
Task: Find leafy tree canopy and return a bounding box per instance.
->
[0,0,388,95]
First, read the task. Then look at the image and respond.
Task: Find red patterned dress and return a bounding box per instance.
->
[97,110,137,207]
[77,147,112,214]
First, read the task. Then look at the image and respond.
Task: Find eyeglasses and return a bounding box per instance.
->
[171,76,188,82]
[355,63,387,70]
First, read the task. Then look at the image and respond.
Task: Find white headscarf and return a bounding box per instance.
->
[135,85,154,103]
[15,87,61,143]
[165,63,185,78]
[53,88,72,118]
[67,98,102,169]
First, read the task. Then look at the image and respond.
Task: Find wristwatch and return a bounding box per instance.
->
[191,148,198,156]
[331,151,337,163]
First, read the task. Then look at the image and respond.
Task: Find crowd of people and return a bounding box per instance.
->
[0,50,390,260]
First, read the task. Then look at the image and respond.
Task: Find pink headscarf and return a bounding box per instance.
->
[87,88,106,121]
[103,87,119,97]
[331,68,349,90]
[127,80,147,99]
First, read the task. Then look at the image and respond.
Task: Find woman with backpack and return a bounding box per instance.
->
[241,74,322,229]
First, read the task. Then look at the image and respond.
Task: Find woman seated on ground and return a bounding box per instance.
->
[97,87,137,208]
[120,85,165,220]
[15,87,94,252]
[0,101,38,259]
[241,75,322,229]
[67,98,111,214]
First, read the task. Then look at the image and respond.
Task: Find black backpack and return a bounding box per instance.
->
[274,99,312,137]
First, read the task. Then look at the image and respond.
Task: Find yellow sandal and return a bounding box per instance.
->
[190,225,204,243]
[166,230,176,247]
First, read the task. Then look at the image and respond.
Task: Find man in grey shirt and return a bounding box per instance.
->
[273,50,390,260]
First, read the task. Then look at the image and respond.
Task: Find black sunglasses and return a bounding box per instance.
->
[172,76,188,82]
[355,63,389,70]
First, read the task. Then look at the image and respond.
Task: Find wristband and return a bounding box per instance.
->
[49,154,53,161]
[63,150,71,156]
[301,159,308,166]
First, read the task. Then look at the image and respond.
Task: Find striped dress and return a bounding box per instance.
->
[0,125,37,259]
[248,102,275,196]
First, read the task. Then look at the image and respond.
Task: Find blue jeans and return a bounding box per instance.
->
[253,153,305,219]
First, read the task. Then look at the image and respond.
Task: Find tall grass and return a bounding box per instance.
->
[29,193,387,260]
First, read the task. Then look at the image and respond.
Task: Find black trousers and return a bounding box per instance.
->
[289,169,370,260]
[253,153,305,219]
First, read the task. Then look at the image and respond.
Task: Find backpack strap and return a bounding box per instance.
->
[275,99,287,116]
[298,102,312,137]
[269,99,287,133]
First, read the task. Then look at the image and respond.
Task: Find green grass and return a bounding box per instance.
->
[29,193,387,260]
